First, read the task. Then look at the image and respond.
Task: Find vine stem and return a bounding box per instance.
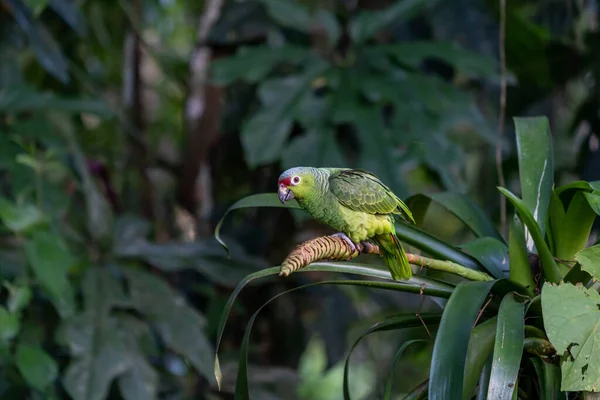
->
[279,234,494,282]
[496,0,508,238]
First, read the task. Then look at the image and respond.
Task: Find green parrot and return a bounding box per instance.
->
[277,167,415,281]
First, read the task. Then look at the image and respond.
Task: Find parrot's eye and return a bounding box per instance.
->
[291,176,301,185]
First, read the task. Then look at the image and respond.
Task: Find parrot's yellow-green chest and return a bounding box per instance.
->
[338,206,395,242]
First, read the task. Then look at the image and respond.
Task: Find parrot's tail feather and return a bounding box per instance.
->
[376,233,412,281]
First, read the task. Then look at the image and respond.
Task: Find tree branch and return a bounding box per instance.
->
[280,234,494,282]
[178,0,225,234]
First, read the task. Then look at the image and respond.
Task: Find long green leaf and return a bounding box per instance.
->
[5,0,70,82]
[241,62,329,167]
[497,187,563,282]
[394,223,485,272]
[214,263,454,389]
[530,357,567,400]
[234,282,441,400]
[350,0,440,43]
[487,294,525,400]
[514,117,554,247]
[460,237,508,279]
[429,280,496,399]
[476,354,493,400]
[550,191,596,260]
[508,216,535,295]
[384,341,430,400]
[344,320,437,400]
[407,192,504,242]
[463,317,498,399]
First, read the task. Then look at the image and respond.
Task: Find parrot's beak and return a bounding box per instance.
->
[278,185,294,204]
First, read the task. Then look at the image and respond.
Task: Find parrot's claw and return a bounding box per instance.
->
[332,232,358,253]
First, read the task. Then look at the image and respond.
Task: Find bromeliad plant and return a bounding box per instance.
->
[214,116,600,399]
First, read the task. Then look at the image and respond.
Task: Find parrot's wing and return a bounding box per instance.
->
[328,169,415,223]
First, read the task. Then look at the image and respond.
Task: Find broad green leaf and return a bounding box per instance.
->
[25,231,76,317]
[429,280,496,399]
[542,282,600,391]
[463,317,498,399]
[406,192,504,242]
[343,315,439,399]
[241,62,329,167]
[549,191,596,260]
[314,9,341,44]
[299,335,375,400]
[214,264,454,389]
[498,187,563,282]
[0,84,111,116]
[5,0,69,82]
[122,268,214,383]
[23,0,48,15]
[210,45,311,85]
[350,0,440,43]
[48,0,87,36]
[51,114,113,244]
[460,237,508,279]
[0,306,19,342]
[351,105,408,197]
[7,285,32,313]
[0,198,45,233]
[115,316,158,400]
[575,245,600,281]
[114,235,265,287]
[584,191,600,215]
[61,269,131,400]
[15,345,58,392]
[384,340,430,400]
[554,180,600,196]
[117,356,157,400]
[281,129,346,171]
[384,41,498,78]
[514,117,554,250]
[258,0,313,33]
[487,295,525,400]
[508,216,535,295]
[298,335,327,384]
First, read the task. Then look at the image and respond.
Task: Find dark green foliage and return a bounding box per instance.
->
[1,0,600,399]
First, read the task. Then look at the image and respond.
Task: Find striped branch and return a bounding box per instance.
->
[279,234,494,282]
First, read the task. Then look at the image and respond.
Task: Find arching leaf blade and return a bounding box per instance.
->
[395,223,485,273]
[460,237,508,279]
[514,117,554,244]
[497,187,563,282]
[214,193,300,256]
[487,294,525,400]
[233,281,445,400]
[214,262,454,389]
[407,192,503,242]
[343,321,437,400]
[463,317,498,399]
[383,341,430,400]
[428,280,497,399]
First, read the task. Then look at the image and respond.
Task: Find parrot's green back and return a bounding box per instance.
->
[289,167,414,280]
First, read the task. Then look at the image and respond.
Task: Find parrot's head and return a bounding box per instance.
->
[277,167,315,204]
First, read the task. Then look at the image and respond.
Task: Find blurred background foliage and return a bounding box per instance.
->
[0,0,599,399]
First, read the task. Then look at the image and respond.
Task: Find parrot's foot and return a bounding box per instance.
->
[332,232,359,254]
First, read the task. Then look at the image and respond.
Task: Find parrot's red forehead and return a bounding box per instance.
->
[278,176,292,186]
